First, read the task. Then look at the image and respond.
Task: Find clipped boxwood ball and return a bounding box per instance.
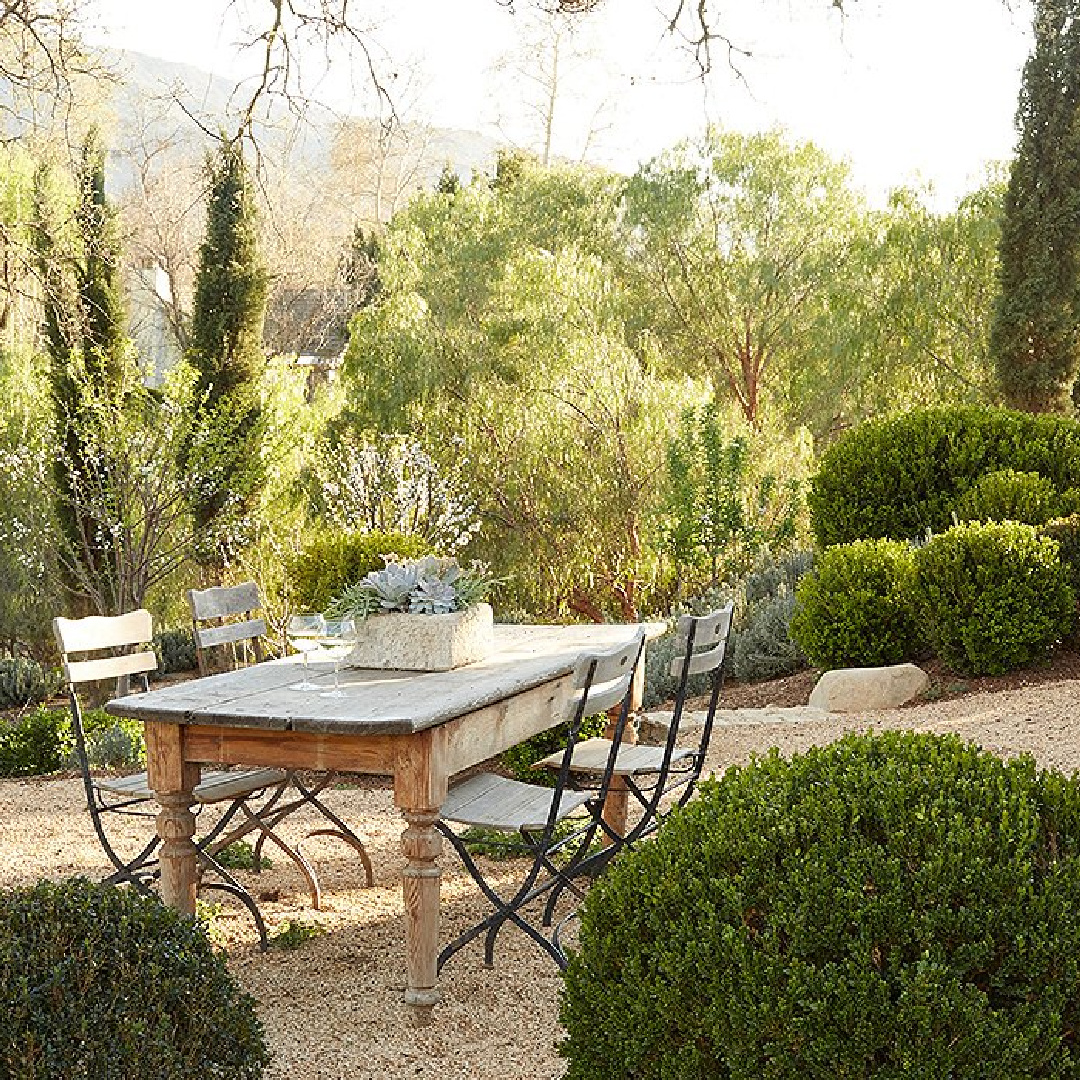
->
[788,537,923,669]
[560,732,1080,1080]
[0,878,270,1079]
[914,519,1075,675]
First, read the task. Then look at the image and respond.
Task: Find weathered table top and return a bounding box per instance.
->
[107,623,664,737]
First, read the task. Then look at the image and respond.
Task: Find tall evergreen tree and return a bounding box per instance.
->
[992,0,1080,412]
[184,139,268,576]
[33,129,132,613]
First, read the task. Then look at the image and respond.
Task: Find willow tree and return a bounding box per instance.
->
[992,0,1080,412]
[183,139,268,576]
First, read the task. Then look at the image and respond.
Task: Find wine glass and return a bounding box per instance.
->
[287,613,326,691]
[319,616,356,699]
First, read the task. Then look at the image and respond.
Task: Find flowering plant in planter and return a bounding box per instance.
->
[327,555,495,620]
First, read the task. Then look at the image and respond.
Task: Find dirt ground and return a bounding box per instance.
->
[4,656,1080,1079]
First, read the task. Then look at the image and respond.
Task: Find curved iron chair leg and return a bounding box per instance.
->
[291,775,376,887]
[437,827,567,972]
[198,851,270,951]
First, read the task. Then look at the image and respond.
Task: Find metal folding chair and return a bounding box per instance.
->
[188,583,374,906]
[436,629,646,971]
[538,605,733,849]
[53,609,303,948]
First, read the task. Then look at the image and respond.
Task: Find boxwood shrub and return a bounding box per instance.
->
[788,538,923,669]
[808,405,1080,546]
[560,731,1080,1079]
[913,520,1075,675]
[0,877,270,1079]
[288,529,430,612]
[953,468,1064,526]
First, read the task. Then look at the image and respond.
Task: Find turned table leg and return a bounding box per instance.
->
[145,720,201,915]
[395,733,446,1021]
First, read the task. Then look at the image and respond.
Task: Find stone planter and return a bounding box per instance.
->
[345,603,494,671]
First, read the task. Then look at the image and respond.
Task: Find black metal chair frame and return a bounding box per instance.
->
[54,609,349,949]
[530,606,733,927]
[436,630,645,972]
[188,583,375,905]
[614,604,733,845]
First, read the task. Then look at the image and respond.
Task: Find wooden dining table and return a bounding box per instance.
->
[106,621,661,1017]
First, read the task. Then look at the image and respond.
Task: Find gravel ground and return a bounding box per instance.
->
[4,672,1080,1079]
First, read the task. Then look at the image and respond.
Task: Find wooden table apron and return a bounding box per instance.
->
[107,623,654,1014]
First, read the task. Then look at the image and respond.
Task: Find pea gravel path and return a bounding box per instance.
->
[3,671,1080,1079]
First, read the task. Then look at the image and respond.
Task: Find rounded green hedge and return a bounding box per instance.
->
[287,529,430,612]
[788,538,922,669]
[808,405,1080,546]
[560,731,1080,1079]
[954,468,1064,526]
[0,878,270,1079]
[914,520,1075,675]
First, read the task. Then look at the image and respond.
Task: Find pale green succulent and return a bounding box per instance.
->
[327,555,497,620]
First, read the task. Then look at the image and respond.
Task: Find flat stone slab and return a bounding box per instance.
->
[808,663,929,713]
[639,706,830,743]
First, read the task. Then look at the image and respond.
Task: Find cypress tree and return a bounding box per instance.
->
[33,130,131,612]
[184,140,268,576]
[992,0,1080,412]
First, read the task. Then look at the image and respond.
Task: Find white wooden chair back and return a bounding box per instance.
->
[53,610,158,688]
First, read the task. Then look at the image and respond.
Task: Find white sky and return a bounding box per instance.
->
[86,0,1034,209]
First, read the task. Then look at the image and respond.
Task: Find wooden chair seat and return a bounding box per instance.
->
[97,768,288,804]
[440,772,593,832]
[537,738,694,777]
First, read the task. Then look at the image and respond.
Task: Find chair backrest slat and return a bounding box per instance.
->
[195,616,268,650]
[53,610,158,689]
[64,650,158,686]
[669,605,734,678]
[187,582,261,621]
[54,610,154,656]
[564,631,645,719]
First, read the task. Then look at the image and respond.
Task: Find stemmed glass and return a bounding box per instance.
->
[286,613,326,691]
[319,617,356,699]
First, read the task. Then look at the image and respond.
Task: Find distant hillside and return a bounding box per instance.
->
[100,47,503,201]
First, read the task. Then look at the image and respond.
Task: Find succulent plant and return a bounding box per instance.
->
[326,555,496,620]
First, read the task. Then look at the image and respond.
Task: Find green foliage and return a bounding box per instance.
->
[727,592,807,682]
[154,627,198,673]
[1042,514,1080,597]
[0,708,71,778]
[992,0,1080,411]
[78,713,146,772]
[789,538,923,669]
[0,877,270,1078]
[560,731,1080,1079]
[661,404,802,590]
[270,920,325,950]
[726,550,814,683]
[914,520,1075,675]
[288,530,430,612]
[809,405,1080,546]
[499,714,607,787]
[215,841,272,872]
[184,141,269,572]
[623,129,864,429]
[0,658,58,710]
[954,467,1065,525]
[342,155,681,620]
